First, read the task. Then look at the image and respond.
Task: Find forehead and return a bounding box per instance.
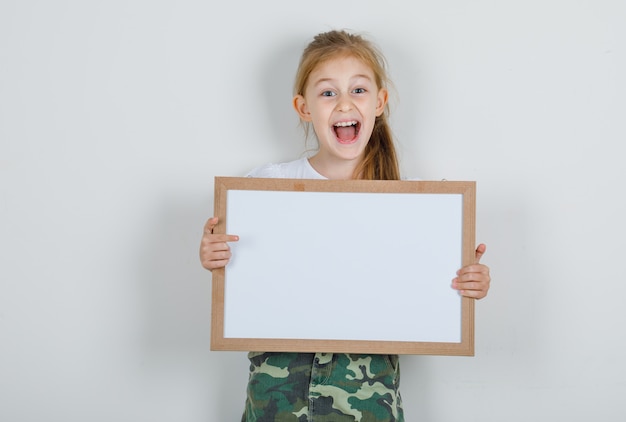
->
[308,55,376,84]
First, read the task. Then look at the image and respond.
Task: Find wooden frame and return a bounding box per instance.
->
[211,177,476,356]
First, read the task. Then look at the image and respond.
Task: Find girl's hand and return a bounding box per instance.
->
[452,243,491,299]
[199,217,239,271]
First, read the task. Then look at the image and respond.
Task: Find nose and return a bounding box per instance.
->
[336,95,353,112]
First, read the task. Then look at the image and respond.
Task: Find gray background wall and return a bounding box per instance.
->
[1,1,625,421]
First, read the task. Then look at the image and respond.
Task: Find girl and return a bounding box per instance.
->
[200,29,491,422]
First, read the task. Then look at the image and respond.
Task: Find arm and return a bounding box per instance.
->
[199,217,239,271]
[452,243,491,299]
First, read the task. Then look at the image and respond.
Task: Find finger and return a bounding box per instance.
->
[208,250,232,261]
[202,243,229,254]
[203,257,231,271]
[208,234,239,244]
[454,279,486,290]
[200,248,233,270]
[453,269,490,300]
[459,288,488,300]
[474,243,487,264]
[453,271,490,286]
[456,264,489,279]
[452,277,488,297]
[204,217,219,234]
[452,272,491,289]
[209,259,231,270]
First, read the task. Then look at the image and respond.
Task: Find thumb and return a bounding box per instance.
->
[474,243,487,264]
[204,217,219,234]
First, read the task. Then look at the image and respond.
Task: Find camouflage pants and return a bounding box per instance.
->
[242,352,404,422]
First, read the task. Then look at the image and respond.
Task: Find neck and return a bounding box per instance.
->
[308,154,360,180]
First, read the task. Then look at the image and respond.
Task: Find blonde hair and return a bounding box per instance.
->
[294,30,401,181]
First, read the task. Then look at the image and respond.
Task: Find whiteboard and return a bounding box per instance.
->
[210,177,476,355]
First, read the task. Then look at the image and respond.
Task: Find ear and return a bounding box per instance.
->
[293,94,312,122]
[375,88,389,116]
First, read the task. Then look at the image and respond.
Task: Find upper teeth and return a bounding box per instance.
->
[334,121,357,127]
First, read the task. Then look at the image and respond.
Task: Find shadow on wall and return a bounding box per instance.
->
[134,192,248,420]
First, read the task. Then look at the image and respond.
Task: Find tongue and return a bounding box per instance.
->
[335,125,356,142]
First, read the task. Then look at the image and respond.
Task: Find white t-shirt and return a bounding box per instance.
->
[246,157,326,179]
[246,157,417,181]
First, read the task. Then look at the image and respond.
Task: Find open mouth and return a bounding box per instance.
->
[333,120,360,144]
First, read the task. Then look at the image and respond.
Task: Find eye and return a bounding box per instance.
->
[321,90,336,97]
[353,87,366,94]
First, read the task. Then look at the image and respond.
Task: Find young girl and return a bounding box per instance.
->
[200,29,491,422]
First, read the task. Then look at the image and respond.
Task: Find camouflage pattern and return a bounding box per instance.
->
[242,352,404,422]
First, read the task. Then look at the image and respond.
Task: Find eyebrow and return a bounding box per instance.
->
[312,74,374,86]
